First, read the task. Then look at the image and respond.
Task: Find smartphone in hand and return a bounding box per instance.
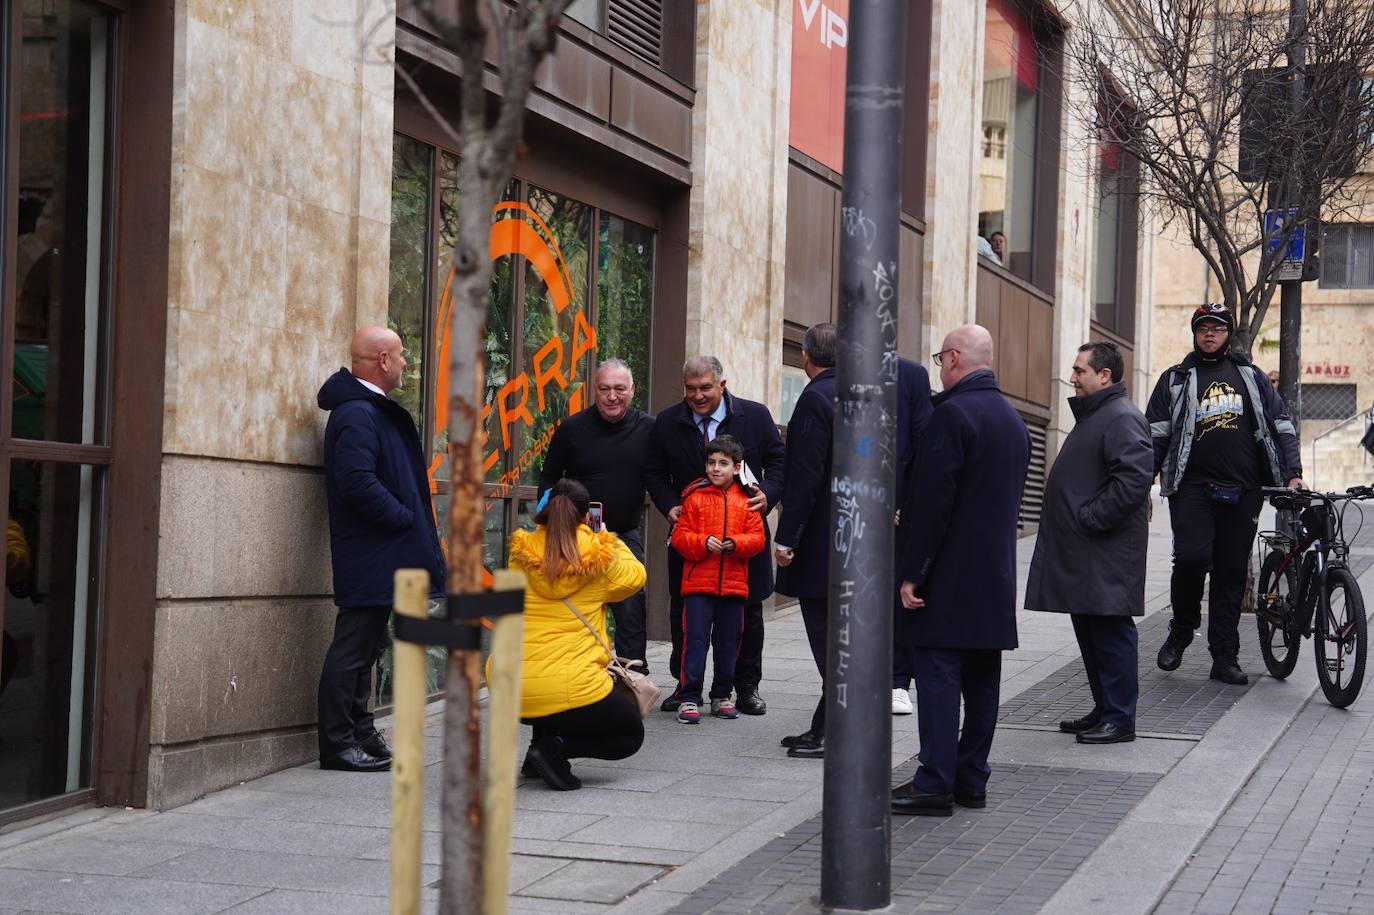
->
[588,501,604,532]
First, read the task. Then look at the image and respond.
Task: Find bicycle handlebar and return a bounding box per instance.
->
[1258,484,1374,504]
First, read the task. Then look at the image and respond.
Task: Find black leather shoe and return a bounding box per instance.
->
[780,730,819,749]
[735,690,767,715]
[1058,713,1101,734]
[954,791,987,809]
[660,688,682,712]
[526,739,581,791]
[1210,659,1249,685]
[1076,722,1136,744]
[320,745,391,772]
[785,733,824,758]
[360,732,392,760]
[1157,625,1191,671]
[891,784,953,816]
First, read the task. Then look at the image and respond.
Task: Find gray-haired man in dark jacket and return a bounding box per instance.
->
[1026,342,1152,744]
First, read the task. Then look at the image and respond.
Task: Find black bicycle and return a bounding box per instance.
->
[1255,484,1373,708]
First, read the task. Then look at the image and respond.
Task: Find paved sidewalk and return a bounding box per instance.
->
[0,500,1371,913]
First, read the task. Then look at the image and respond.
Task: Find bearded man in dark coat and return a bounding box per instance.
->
[1025,341,1153,744]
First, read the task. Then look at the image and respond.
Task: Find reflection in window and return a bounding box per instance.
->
[520,187,591,486]
[979,0,1039,280]
[1,461,103,807]
[565,0,602,30]
[597,215,655,412]
[1320,224,1374,289]
[1092,141,1123,327]
[388,135,431,426]
[11,1,115,444]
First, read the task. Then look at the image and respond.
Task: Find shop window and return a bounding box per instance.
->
[378,132,657,702]
[2,0,117,815]
[1319,224,1374,289]
[1303,383,1357,421]
[1091,85,1140,341]
[978,0,1041,279]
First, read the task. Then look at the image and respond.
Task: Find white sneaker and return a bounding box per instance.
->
[892,688,913,715]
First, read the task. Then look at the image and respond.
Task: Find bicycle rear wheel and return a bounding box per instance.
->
[1314,567,1367,708]
[1257,551,1300,679]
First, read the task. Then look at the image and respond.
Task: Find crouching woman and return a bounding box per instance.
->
[509,478,647,790]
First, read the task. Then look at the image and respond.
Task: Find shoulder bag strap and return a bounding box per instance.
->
[560,598,631,677]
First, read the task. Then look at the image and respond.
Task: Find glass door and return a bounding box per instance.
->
[0,0,116,815]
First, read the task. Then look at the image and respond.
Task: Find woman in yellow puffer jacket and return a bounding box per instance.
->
[510,478,646,791]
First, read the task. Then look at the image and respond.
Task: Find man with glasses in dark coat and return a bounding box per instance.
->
[645,355,785,715]
[892,324,1029,816]
[1026,341,1153,744]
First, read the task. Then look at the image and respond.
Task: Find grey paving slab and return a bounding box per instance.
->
[515,859,666,904]
[0,867,267,913]
[218,888,391,914]
[113,810,391,860]
[0,837,191,877]
[133,846,436,897]
[562,816,737,853]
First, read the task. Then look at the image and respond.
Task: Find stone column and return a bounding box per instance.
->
[920,0,984,360]
[149,0,396,808]
[684,0,792,411]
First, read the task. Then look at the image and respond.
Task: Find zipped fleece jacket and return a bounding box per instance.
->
[670,479,765,598]
[505,526,646,719]
[1145,352,1301,496]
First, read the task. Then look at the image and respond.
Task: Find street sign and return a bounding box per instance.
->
[1265,208,1305,280]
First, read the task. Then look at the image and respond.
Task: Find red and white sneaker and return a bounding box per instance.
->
[677,702,701,724]
[711,698,739,719]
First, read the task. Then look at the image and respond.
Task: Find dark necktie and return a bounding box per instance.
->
[701,417,711,448]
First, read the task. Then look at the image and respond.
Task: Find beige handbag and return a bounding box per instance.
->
[561,599,661,718]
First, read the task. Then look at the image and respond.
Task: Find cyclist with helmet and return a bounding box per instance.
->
[1147,303,1303,685]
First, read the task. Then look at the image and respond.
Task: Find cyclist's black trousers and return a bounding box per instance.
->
[1167,482,1264,661]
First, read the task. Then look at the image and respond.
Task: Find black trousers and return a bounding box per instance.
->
[1071,614,1138,729]
[608,529,648,665]
[317,605,391,756]
[799,597,828,736]
[910,647,1001,796]
[669,595,765,694]
[525,689,644,761]
[1168,483,1263,661]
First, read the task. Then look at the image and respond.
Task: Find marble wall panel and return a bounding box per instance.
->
[684,0,790,410]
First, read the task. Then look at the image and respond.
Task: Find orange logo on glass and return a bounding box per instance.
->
[428,201,597,492]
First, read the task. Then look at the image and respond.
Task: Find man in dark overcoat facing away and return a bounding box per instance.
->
[1026,342,1153,744]
[891,355,934,715]
[316,326,446,772]
[773,323,838,758]
[645,355,785,714]
[893,324,1030,816]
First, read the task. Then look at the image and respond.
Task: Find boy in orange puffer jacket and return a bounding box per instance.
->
[669,434,765,724]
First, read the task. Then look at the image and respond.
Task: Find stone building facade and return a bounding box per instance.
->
[0,0,1158,819]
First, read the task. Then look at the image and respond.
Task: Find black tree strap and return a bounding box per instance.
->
[392,586,526,650]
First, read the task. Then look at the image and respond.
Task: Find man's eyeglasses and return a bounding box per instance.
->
[932,348,960,367]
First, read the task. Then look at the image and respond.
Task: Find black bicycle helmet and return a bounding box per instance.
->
[1191,302,1234,333]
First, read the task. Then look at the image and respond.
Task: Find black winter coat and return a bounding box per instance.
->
[897,371,1029,650]
[1024,383,1152,617]
[318,370,446,607]
[896,358,935,511]
[645,390,785,602]
[774,369,836,600]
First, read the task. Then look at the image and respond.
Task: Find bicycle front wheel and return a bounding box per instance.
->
[1314,567,1367,708]
[1257,551,1300,679]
